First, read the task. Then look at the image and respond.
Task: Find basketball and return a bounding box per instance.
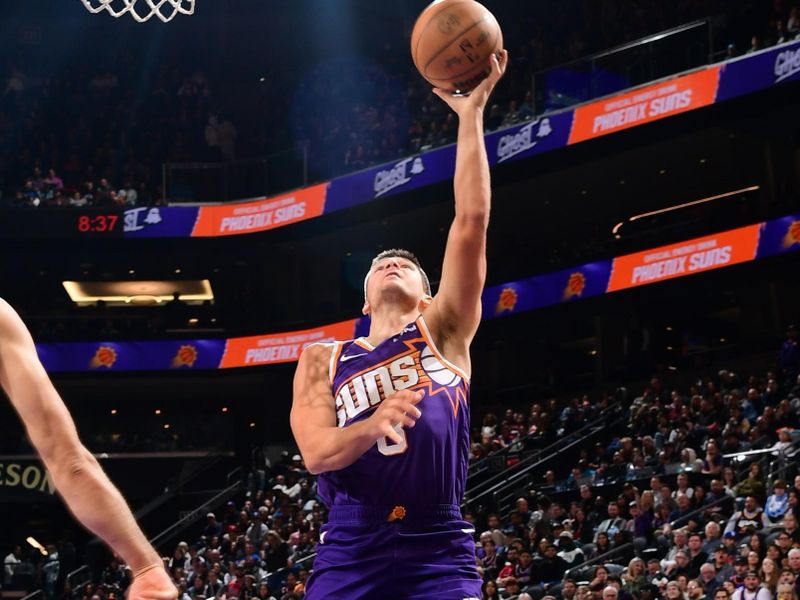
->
[411,0,503,94]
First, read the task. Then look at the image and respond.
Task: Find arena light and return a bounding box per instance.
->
[63,280,214,307]
[612,185,760,237]
[26,537,47,556]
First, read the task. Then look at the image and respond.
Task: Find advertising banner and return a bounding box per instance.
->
[568,66,721,144]
[482,260,613,319]
[37,340,226,373]
[190,184,329,237]
[325,149,457,213]
[486,111,574,165]
[717,40,800,102]
[123,206,199,238]
[0,460,56,500]
[606,224,761,292]
[756,213,800,259]
[218,319,360,368]
[35,214,800,372]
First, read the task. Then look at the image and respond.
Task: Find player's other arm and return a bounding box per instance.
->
[0,299,175,600]
[429,51,508,343]
[291,345,422,474]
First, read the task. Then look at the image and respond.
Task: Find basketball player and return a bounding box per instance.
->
[0,299,176,600]
[291,50,508,600]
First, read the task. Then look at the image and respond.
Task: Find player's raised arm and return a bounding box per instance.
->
[429,51,508,343]
[291,344,423,474]
[0,299,175,600]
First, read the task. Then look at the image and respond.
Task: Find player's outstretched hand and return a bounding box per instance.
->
[126,565,177,600]
[432,49,508,116]
[367,389,424,444]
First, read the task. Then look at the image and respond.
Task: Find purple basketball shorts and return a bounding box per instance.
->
[303,504,482,600]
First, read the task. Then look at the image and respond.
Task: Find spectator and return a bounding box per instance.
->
[767,481,790,523]
[731,571,773,600]
[700,563,722,597]
[482,578,501,600]
[623,557,648,595]
[3,545,21,586]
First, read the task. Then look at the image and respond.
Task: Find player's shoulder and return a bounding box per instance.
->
[298,342,340,366]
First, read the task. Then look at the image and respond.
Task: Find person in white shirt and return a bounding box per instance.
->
[3,546,21,585]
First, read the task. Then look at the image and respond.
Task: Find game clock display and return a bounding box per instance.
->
[76,213,120,234]
[0,209,125,239]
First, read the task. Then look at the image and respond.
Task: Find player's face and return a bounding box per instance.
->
[364,257,428,312]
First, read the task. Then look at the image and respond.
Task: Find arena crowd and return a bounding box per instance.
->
[1,0,797,206]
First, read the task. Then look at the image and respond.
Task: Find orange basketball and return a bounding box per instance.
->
[411,0,503,94]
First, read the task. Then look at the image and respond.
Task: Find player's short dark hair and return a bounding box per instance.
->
[365,249,432,297]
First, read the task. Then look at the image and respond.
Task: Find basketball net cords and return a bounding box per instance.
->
[79,0,195,23]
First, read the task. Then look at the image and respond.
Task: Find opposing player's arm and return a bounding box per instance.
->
[291,344,422,474]
[0,299,175,600]
[429,51,508,343]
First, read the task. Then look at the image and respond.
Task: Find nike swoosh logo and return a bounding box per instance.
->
[341,354,368,362]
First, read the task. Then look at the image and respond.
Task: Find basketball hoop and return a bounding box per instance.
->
[79,0,195,23]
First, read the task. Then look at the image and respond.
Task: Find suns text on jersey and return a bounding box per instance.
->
[334,352,429,426]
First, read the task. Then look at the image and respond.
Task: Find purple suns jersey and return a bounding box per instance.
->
[317,315,471,509]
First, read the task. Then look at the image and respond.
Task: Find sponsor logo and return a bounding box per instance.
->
[496,118,552,163]
[495,287,518,314]
[90,346,117,369]
[341,353,368,363]
[775,46,800,83]
[124,207,163,232]
[374,157,424,198]
[172,345,198,368]
[564,272,587,299]
[783,220,800,248]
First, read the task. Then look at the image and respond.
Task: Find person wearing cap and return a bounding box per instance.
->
[557,530,585,569]
[731,556,751,587]
[202,513,222,538]
[732,571,773,600]
[712,545,735,583]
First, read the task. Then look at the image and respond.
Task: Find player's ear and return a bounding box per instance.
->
[362,300,371,316]
[418,295,433,311]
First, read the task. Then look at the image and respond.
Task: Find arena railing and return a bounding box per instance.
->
[148,464,244,552]
[531,18,715,116]
[65,565,92,600]
[264,551,316,592]
[564,542,635,583]
[463,403,626,512]
[19,590,42,600]
[467,405,622,488]
[164,145,308,206]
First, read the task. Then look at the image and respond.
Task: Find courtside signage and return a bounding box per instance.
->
[218,320,360,368]
[568,66,721,144]
[37,214,800,372]
[717,40,800,101]
[190,183,328,237]
[606,225,761,292]
[110,43,800,240]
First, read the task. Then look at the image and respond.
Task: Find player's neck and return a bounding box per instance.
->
[365,307,420,347]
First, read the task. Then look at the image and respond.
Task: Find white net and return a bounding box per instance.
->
[79,0,195,23]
